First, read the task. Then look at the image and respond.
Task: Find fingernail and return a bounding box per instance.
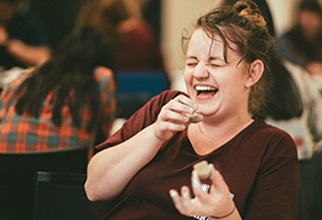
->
[169,190,176,197]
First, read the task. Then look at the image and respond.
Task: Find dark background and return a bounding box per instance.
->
[24,0,162,51]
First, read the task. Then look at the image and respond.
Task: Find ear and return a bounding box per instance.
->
[245,59,264,87]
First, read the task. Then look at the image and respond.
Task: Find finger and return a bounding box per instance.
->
[175,95,197,114]
[174,96,203,124]
[160,121,187,132]
[191,170,214,203]
[161,99,193,126]
[176,94,195,106]
[180,186,197,216]
[169,189,184,208]
[169,189,189,215]
[160,106,190,124]
[181,186,193,207]
[188,113,204,123]
[191,170,204,195]
[181,185,192,200]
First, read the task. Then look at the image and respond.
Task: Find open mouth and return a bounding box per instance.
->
[195,85,218,96]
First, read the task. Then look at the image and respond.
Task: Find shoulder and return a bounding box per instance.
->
[251,118,295,142]
[248,118,298,159]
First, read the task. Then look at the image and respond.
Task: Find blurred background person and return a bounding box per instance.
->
[76,0,170,119]
[0,26,116,219]
[0,0,51,71]
[0,26,116,153]
[278,0,322,75]
[76,0,167,75]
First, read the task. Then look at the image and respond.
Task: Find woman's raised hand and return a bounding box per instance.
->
[153,95,202,141]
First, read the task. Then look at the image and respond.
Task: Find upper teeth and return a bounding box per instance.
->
[195,86,216,91]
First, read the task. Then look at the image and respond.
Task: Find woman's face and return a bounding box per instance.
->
[184,28,250,120]
[298,10,322,39]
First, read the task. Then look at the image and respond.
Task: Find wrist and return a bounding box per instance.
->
[209,205,236,219]
[151,123,171,142]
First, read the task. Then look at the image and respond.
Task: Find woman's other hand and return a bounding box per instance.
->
[169,164,238,219]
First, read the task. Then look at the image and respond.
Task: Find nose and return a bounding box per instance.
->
[193,61,209,80]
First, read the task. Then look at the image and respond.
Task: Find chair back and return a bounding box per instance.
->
[0,147,89,220]
[33,171,108,220]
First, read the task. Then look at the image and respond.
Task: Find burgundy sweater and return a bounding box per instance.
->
[96,90,300,220]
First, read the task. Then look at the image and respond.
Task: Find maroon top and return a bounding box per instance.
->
[96,90,300,220]
[116,20,165,72]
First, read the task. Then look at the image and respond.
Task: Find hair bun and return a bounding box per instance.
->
[235,4,248,13]
[234,0,267,28]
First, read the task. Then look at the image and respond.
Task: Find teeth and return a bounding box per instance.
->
[195,85,217,91]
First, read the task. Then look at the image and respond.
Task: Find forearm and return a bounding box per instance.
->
[85,123,165,201]
[7,39,51,66]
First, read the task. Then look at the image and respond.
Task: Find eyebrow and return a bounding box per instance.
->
[186,56,225,60]
[209,57,225,61]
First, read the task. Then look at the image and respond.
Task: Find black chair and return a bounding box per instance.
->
[33,171,108,220]
[0,147,89,220]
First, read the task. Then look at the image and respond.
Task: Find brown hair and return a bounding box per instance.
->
[14,27,114,131]
[76,0,129,38]
[183,0,275,115]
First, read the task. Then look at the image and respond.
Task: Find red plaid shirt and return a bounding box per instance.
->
[0,66,116,153]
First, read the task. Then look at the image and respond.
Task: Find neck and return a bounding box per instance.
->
[188,115,254,155]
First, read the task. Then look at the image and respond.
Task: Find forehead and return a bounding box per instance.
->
[188,28,239,57]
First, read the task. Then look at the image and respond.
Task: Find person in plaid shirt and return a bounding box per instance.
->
[0,26,116,153]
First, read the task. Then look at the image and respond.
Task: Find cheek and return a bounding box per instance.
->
[183,69,192,84]
[222,76,247,95]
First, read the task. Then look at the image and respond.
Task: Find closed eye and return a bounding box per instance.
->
[210,63,221,67]
[209,57,225,68]
[186,62,197,67]
[186,56,198,68]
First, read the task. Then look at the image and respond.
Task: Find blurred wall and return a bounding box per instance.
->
[161,0,223,84]
[267,0,299,36]
[268,0,322,36]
